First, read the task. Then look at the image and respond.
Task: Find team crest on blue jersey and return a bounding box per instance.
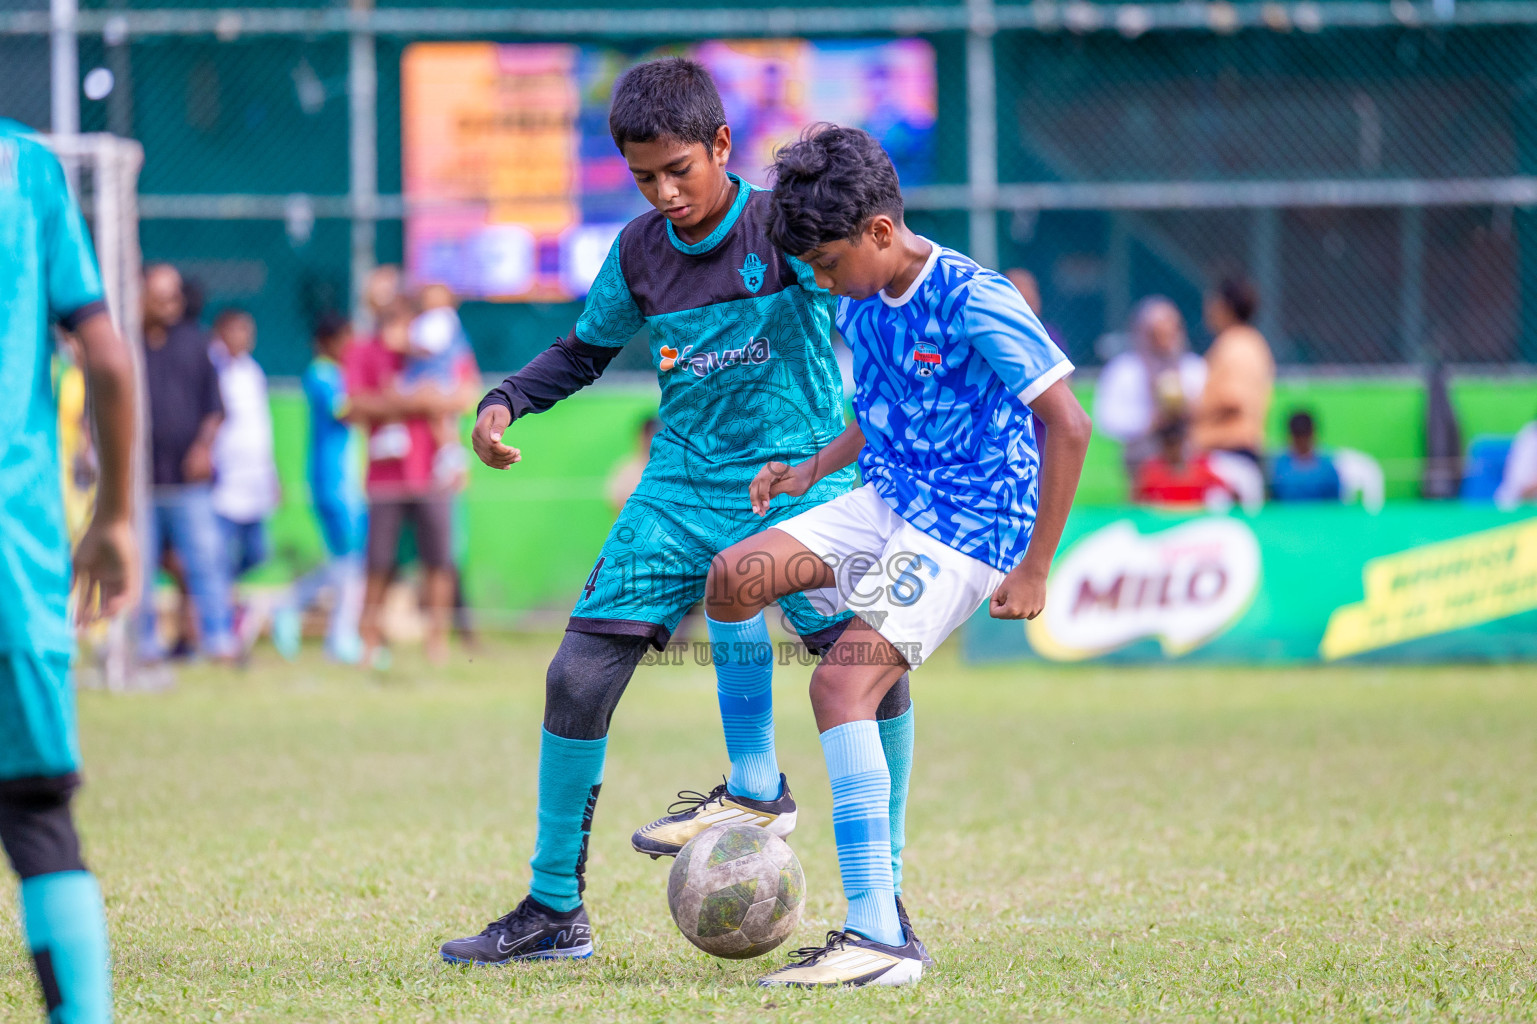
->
[912,342,942,377]
[739,252,766,293]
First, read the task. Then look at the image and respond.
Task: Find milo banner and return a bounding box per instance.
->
[964,506,1537,664]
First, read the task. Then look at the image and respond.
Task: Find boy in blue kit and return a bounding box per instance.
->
[1,119,140,1022]
[441,60,924,963]
[705,125,1092,987]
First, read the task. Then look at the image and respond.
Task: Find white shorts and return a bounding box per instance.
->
[773,484,1007,667]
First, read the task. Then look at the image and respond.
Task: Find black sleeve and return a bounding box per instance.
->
[477,331,621,422]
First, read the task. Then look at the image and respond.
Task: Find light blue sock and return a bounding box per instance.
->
[708,613,781,801]
[528,729,606,913]
[19,871,112,1024]
[879,705,915,897]
[821,720,902,946]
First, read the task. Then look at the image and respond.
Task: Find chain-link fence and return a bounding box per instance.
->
[993,22,1535,367]
[2,1,1532,374]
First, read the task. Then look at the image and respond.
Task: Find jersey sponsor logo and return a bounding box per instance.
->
[912,342,941,377]
[739,252,767,293]
[657,337,772,378]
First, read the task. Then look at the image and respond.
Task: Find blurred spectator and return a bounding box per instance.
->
[1270,410,1342,502]
[1495,417,1537,509]
[54,334,96,542]
[1193,275,1274,463]
[345,268,480,666]
[607,416,662,513]
[1132,418,1232,507]
[1095,296,1206,477]
[1005,267,1063,346]
[273,312,366,664]
[406,284,473,489]
[1005,267,1042,314]
[209,308,279,585]
[138,264,236,661]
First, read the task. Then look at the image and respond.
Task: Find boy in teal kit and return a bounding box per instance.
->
[272,313,366,664]
[0,120,140,1021]
[439,59,924,963]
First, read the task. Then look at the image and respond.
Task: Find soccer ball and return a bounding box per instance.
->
[667,823,804,959]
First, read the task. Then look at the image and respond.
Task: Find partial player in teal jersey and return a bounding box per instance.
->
[437,60,923,966]
[0,119,140,1022]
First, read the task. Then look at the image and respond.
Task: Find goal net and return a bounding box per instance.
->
[43,133,161,691]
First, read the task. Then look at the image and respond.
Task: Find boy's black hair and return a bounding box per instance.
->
[313,310,350,347]
[1156,416,1189,447]
[768,124,904,257]
[1216,274,1260,325]
[1287,409,1316,439]
[212,306,251,328]
[608,58,727,152]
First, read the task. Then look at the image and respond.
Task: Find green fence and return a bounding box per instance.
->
[6,2,1537,376]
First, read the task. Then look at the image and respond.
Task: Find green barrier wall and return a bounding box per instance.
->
[260,375,1537,615]
[964,504,1537,665]
[263,384,659,617]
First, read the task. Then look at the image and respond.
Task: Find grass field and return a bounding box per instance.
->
[2,635,1535,1022]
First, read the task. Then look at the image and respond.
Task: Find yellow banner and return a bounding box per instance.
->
[1320,519,1537,660]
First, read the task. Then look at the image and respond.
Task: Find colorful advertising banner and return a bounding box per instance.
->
[964,505,1537,664]
[401,40,937,302]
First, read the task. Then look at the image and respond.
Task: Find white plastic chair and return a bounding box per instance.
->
[1207,450,1266,514]
[1333,448,1385,514]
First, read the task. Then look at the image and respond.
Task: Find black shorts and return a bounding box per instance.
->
[366,495,454,575]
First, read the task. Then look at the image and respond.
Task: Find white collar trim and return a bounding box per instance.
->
[878,237,940,308]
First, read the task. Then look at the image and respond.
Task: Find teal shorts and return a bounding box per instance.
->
[569,492,850,650]
[0,650,79,781]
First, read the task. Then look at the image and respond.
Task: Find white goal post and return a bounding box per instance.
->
[42,132,160,692]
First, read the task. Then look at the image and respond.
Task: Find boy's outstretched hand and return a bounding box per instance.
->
[472,406,521,470]
[73,516,138,626]
[750,460,813,515]
[989,563,1047,620]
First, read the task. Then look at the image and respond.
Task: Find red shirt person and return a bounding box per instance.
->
[1133,419,1234,507]
[344,278,480,665]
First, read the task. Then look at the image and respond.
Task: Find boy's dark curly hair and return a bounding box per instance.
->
[768,124,903,256]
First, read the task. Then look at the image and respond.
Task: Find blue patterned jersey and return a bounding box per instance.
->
[838,243,1073,571]
[575,173,853,511]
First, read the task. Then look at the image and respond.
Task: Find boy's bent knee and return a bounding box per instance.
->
[706,544,781,619]
[542,630,649,741]
[0,774,85,879]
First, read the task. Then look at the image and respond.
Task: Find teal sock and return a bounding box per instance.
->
[528,729,606,913]
[878,705,914,897]
[821,721,902,947]
[19,871,111,1024]
[708,613,781,801]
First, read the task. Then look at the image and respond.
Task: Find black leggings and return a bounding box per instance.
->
[0,773,85,880]
[543,628,913,741]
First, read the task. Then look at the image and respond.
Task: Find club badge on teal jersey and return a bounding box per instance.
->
[739,252,766,293]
